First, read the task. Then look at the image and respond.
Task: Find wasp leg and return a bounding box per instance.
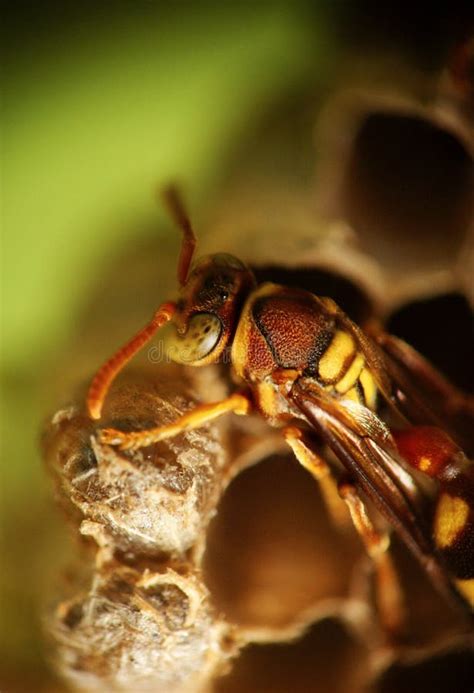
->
[283,426,349,528]
[338,479,406,638]
[98,392,252,450]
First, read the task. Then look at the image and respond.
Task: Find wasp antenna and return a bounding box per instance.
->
[87,301,176,420]
[161,185,197,286]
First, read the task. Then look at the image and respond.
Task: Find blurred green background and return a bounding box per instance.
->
[2,2,329,689]
[2,1,472,690]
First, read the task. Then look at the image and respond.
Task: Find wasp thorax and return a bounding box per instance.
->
[166,313,222,365]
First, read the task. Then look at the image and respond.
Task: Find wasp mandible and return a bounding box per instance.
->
[87,187,474,634]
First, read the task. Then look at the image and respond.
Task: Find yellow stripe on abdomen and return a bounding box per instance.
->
[434,494,469,549]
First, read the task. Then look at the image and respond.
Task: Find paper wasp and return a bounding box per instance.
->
[87,187,474,634]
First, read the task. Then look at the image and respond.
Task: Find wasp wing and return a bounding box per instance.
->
[290,378,465,610]
[318,298,474,454]
[373,331,474,455]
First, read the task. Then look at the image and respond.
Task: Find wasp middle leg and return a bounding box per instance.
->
[338,479,406,639]
[283,426,349,528]
[284,424,405,637]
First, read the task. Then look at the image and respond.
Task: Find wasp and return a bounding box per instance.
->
[87,187,474,634]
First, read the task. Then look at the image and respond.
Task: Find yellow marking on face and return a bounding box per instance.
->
[319,330,356,383]
[344,386,362,404]
[434,494,469,548]
[335,353,365,394]
[359,367,378,410]
[455,579,474,606]
[419,456,432,473]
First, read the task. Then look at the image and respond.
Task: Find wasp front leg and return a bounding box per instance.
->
[98,392,252,450]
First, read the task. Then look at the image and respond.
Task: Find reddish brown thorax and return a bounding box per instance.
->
[252,290,334,372]
[232,284,335,383]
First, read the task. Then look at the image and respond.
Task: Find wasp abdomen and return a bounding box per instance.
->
[394,427,474,605]
[434,474,474,606]
[434,471,474,578]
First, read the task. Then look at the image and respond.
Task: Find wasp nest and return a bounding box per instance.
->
[44,365,239,692]
[44,360,473,692]
[51,563,233,693]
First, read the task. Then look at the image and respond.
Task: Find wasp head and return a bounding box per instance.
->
[166,253,255,365]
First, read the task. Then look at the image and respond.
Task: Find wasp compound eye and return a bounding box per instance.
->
[165,313,222,364]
